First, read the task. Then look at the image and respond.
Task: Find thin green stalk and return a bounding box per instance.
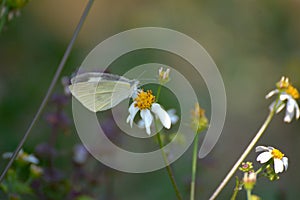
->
[156,132,182,200]
[246,189,252,200]
[0,0,94,182]
[255,162,268,175]
[155,84,182,200]
[190,132,199,200]
[230,177,240,200]
[155,85,162,102]
[209,109,275,200]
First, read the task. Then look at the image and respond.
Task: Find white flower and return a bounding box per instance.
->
[256,146,288,173]
[266,76,300,123]
[2,149,39,164]
[126,90,171,135]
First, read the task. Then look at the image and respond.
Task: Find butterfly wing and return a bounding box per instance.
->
[69,73,138,112]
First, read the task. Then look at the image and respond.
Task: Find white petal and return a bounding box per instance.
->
[131,89,140,99]
[279,93,291,101]
[286,99,296,113]
[24,155,39,164]
[294,100,300,120]
[274,158,284,173]
[3,149,24,159]
[170,115,179,125]
[282,157,288,170]
[151,103,171,129]
[126,115,131,124]
[267,146,274,151]
[140,109,153,135]
[255,146,269,152]
[167,109,179,124]
[284,112,293,123]
[256,152,272,163]
[284,100,295,123]
[128,102,137,115]
[127,102,139,127]
[266,89,279,99]
[269,100,285,113]
[159,67,163,75]
[167,109,176,115]
[268,101,276,112]
[2,152,13,159]
[137,119,145,128]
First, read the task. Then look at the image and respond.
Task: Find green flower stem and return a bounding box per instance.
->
[155,84,182,200]
[246,189,252,200]
[155,84,162,102]
[230,177,240,200]
[209,109,276,200]
[190,131,199,200]
[156,132,182,200]
[255,163,267,175]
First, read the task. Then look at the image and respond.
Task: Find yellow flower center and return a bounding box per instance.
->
[286,85,299,99]
[276,76,299,99]
[134,90,155,110]
[271,149,284,159]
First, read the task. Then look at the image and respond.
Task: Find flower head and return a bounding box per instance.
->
[243,172,257,190]
[266,76,300,123]
[2,149,39,164]
[239,161,254,172]
[158,67,170,84]
[256,146,288,173]
[126,89,171,135]
[191,103,209,133]
[30,164,43,178]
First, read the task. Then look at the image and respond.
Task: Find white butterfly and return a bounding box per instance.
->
[69,72,139,112]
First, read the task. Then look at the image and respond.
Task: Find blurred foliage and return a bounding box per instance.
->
[0,0,300,199]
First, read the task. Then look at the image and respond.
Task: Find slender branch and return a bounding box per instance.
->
[190,132,199,200]
[209,110,275,200]
[0,0,94,182]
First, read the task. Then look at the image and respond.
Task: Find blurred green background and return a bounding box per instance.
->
[1,0,300,199]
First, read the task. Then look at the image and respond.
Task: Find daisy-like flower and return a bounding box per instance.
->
[266,76,300,123]
[2,149,39,164]
[256,146,288,174]
[126,89,171,135]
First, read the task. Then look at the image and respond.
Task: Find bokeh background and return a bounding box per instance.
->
[1,0,300,199]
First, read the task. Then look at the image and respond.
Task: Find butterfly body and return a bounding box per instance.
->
[69,72,139,112]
